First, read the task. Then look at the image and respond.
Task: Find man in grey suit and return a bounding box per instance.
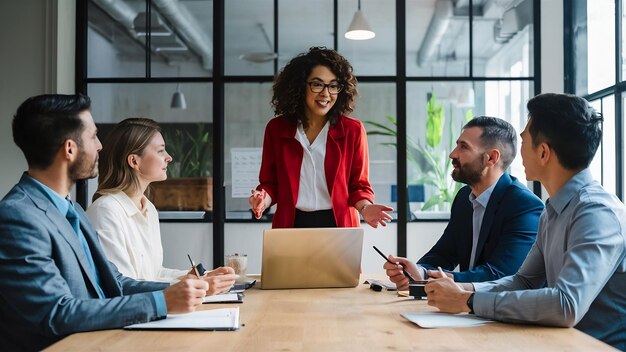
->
[0,94,229,351]
[425,93,626,350]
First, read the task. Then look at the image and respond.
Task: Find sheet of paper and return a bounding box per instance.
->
[401,312,494,328]
[124,307,239,330]
[231,148,262,198]
[202,293,242,303]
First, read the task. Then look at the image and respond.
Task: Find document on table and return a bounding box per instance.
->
[401,312,494,328]
[202,293,243,304]
[124,307,239,331]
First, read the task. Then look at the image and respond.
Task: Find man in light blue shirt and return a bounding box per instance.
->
[426,93,626,350]
[0,94,221,351]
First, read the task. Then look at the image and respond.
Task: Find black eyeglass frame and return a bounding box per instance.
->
[306,81,344,95]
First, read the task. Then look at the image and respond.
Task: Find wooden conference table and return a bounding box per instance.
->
[46,275,614,351]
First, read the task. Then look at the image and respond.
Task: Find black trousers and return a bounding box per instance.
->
[294,209,337,228]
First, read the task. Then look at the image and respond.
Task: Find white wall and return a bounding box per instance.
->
[0,0,75,198]
[0,1,46,196]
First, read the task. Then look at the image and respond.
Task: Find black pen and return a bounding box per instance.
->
[372,245,418,282]
[187,254,201,279]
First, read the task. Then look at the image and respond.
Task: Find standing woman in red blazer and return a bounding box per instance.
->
[249,47,393,229]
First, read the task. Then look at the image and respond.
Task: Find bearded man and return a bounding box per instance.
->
[0,94,213,351]
[384,116,544,288]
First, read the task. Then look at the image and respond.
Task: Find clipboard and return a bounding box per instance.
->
[124,307,239,331]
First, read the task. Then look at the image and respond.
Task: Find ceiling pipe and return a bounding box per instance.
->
[152,0,213,70]
[92,0,136,28]
[417,0,454,67]
[93,0,213,71]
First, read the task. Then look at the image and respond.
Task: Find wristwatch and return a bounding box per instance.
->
[466,293,475,314]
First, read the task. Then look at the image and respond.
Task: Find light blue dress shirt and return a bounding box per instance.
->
[472,169,626,350]
[29,177,167,317]
[468,182,496,269]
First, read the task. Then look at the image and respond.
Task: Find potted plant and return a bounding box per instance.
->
[150,123,213,211]
[364,93,472,213]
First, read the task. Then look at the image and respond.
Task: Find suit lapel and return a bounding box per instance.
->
[474,174,513,260]
[20,174,105,297]
[278,122,303,206]
[325,119,345,196]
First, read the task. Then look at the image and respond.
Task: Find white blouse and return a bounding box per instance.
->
[86,191,187,283]
[294,121,332,211]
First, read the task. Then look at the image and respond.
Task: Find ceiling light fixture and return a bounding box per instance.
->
[345,0,375,40]
[239,23,278,63]
[171,83,187,109]
[171,67,187,109]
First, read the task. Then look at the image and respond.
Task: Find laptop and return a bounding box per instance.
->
[260,227,364,289]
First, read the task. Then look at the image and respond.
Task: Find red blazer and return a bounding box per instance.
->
[257,115,375,228]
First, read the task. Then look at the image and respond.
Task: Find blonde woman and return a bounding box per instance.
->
[87,118,235,294]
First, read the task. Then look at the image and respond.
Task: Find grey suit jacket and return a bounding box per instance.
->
[0,174,169,351]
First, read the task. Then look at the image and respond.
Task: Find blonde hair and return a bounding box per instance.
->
[93,117,161,202]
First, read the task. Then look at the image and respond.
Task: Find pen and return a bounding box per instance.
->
[187,254,201,279]
[437,266,447,279]
[372,245,418,282]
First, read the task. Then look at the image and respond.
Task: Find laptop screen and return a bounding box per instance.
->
[260,227,364,289]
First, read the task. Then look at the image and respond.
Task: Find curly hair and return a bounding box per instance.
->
[271,47,357,127]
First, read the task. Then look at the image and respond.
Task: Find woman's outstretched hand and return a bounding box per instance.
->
[248,189,267,219]
[361,203,394,228]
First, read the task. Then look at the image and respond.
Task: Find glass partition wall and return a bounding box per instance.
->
[565,0,624,200]
[78,0,540,265]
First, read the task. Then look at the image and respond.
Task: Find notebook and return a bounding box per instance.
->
[124,307,239,330]
[260,227,364,289]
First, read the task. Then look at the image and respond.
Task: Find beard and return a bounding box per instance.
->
[68,148,99,181]
[451,156,485,186]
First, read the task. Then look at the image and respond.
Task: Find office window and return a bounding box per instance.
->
[279,0,334,67]
[339,0,396,76]
[150,0,213,77]
[571,0,616,95]
[87,83,214,214]
[85,0,215,217]
[567,0,623,199]
[79,0,541,264]
[589,97,617,194]
[224,83,273,220]
[225,0,274,76]
[476,1,534,78]
[402,81,532,219]
[87,0,146,78]
[354,83,397,212]
[406,0,469,77]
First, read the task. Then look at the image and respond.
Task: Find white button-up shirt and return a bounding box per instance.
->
[86,191,187,283]
[294,121,333,211]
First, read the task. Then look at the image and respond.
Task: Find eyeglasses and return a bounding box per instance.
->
[306,81,343,95]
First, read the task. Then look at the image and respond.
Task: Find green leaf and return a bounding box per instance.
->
[426,93,444,148]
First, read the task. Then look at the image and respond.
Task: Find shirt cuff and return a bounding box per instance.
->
[472,291,497,319]
[417,265,428,279]
[152,291,167,318]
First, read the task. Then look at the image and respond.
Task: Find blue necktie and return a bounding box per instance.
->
[66,201,105,298]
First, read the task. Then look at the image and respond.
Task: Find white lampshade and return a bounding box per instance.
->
[345,10,375,40]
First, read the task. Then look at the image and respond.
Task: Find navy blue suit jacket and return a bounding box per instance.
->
[0,174,169,351]
[417,173,544,282]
